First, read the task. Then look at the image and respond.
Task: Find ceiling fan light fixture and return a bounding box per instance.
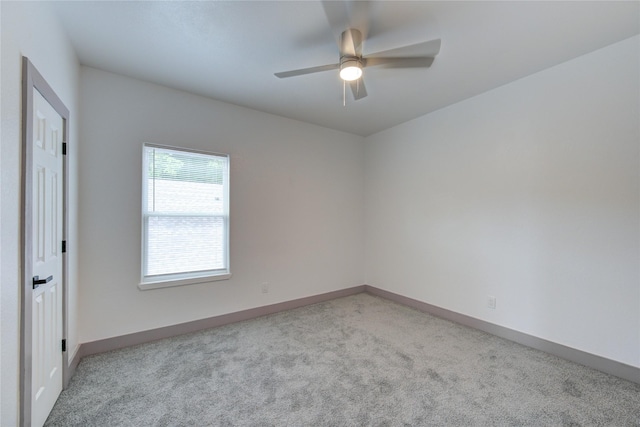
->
[340,59,362,81]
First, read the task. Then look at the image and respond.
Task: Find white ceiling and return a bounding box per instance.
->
[51,1,639,136]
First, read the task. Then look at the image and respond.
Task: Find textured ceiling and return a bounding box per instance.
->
[52,1,639,136]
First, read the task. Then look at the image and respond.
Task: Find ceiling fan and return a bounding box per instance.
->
[274,2,441,101]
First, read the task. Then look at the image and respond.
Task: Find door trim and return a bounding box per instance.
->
[20,56,70,427]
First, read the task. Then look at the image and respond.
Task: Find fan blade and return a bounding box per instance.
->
[364,56,435,69]
[347,1,372,42]
[274,63,340,78]
[341,28,363,57]
[322,0,349,46]
[322,1,371,49]
[366,39,442,59]
[349,79,367,100]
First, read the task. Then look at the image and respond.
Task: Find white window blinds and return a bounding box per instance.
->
[142,144,229,285]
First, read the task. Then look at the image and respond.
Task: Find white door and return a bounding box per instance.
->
[31,89,64,427]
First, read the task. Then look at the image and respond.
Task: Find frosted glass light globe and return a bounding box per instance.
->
[340,60,362,81]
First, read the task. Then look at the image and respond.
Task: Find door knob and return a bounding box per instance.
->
[32,275,53,289]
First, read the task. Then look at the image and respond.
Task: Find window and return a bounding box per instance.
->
[140,143,230,290]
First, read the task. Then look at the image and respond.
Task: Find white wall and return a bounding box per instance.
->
[1,1,80,424]
[78,67,365,343]
[365,36,640,368]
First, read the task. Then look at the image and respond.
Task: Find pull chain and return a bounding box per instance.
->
[343,80,346,107]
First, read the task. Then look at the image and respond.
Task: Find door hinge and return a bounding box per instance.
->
[62,339,67,352]
[62,240,67,253]
[62,142,67,155]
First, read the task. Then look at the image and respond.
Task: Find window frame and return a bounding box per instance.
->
[139,143,231,290]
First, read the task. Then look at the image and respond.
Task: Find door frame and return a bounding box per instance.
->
[20,56,70,427]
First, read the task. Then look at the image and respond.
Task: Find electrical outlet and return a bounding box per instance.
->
[261,282,269,294]
[487,295,496,309]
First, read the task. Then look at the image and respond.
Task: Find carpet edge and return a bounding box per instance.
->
[365,285,640,384]
[78,285,366,358]
[75,283,639,385]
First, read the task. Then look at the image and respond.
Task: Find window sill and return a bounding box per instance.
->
[138,272,231,291]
